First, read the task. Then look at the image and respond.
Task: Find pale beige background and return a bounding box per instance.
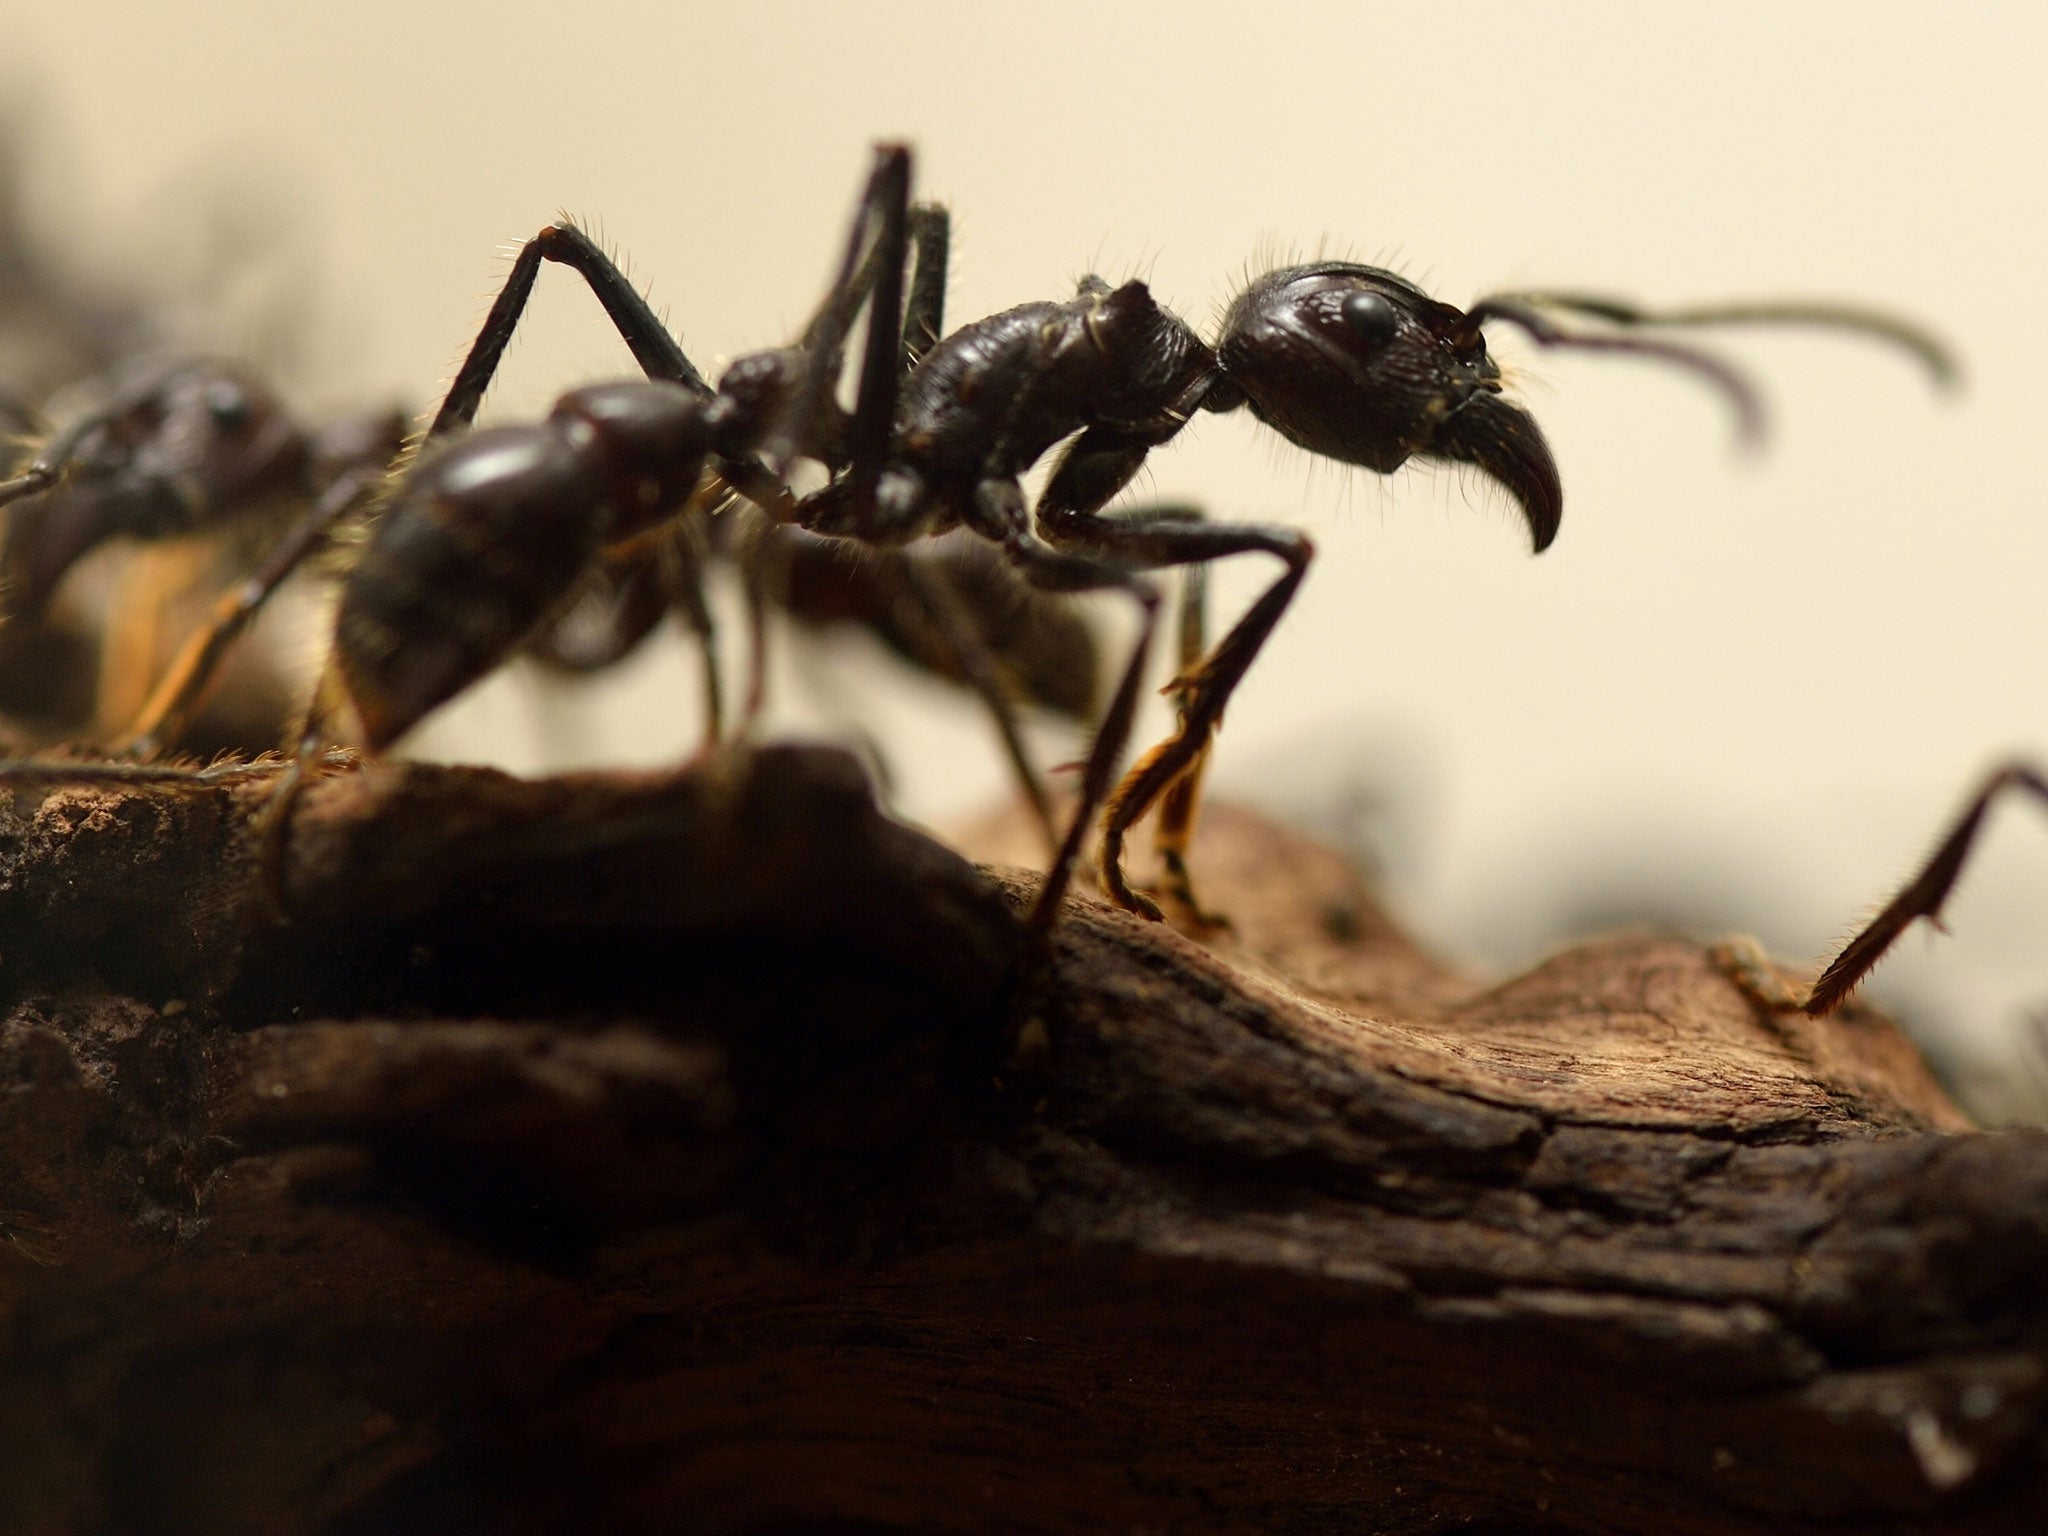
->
[7,2,2044,1107]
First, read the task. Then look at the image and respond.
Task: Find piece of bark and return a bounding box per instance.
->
[0,744,2043,1535]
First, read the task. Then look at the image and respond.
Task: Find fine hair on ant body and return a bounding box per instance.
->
[0,143,1955,948]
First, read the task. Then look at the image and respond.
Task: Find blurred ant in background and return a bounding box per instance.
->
[0,122,407,753]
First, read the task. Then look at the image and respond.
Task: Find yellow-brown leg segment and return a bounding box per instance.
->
[1100,532,1313,921]
[121,466,384,756]
[95,539,211,739]
[1149,562,1228,926]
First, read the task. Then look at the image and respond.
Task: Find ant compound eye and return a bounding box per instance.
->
[204,379,252,430]
[1340,291,1399,349]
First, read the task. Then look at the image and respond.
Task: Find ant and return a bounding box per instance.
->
[0,134,409,751]
[0,143,1952,941]
[0,356,407,749]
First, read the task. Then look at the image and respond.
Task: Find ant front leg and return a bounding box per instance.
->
[1153,552,1224,924]
[1037,434,1314,923]
[1803,763,2048,1016]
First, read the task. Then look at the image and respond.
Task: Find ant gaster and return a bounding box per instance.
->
[0,144,1952,944]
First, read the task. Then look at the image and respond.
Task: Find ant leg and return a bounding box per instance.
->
[766,146,913,475]
[248,665,357,923]
[431,223,711,438]
[1092,521,1312,921]
[711,149,918,722]
[660,516,724,744]
[95,540,211,739]
[0,753,342,793]
[1039,433,1314,921]
[830,151,909,501]
[893,549,1062,852]
[1152,554,1226,924]
[120,465,384,755]
[903,203,950,367]
[874,205,1069,845]
[729,504,777,731]
[1050,499,1224,921]
[773,149,914,536]
[1805,762,2048,1016]
[423,204,836,742]
[964,481,1160,932]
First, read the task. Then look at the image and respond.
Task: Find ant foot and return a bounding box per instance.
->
[1158,851,1233,933]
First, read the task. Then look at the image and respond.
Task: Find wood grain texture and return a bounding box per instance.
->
[0,745,2041,1534]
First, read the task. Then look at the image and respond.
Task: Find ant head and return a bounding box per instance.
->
[89,363,304,518]
[1216,263,1560,552]
[1,361,306,617]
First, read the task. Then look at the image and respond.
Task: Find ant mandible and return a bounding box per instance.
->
[0,144,1954,942]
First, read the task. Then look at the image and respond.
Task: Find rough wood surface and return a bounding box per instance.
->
[1,744,2043,1534]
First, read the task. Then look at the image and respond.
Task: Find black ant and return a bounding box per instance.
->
[0,356,407,748]
[0,124,411,751]
[0,143,1952,938]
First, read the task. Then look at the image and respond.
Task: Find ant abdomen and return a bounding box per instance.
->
[333,377,733,749]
